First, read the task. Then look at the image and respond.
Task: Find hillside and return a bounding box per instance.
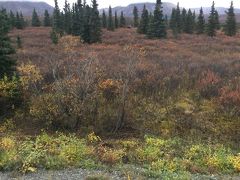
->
[100,2,240,22]
[100,2,176,17]
[0,1,53,16]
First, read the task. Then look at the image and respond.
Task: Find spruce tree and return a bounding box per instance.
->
[181,8,187,32]
[32,8,41,27]
[44,10,51,27]
[60,12,65,34]
[164,14,168,27]
[138,4,149,34]
[119,11,126,28]
[89,0,102,43]
[175,3,182,33]
[147,0,167,39]
[102,10,107,28]
[107,6,114,31]
[0,10,16,78]
[224,1,237,36]
[15,12,21,29]
[133,6,139,27]
[72,1,84,36]
[82,5,91,42]
[114,11,119,29]
[15,12,24,29]
[53,0,62,33]
[170,8,176,30]
[197,7,205,34]
[20,12,25,28]
[185,9,194,34]
[9,11,15,29]
[215,10,220,30]
[192,11,196,30]
[207,1,218,37]
[63,0,72,34]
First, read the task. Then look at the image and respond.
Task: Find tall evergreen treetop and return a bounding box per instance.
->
[197,7,205,34]
[207,1,218,37]
[63,0,72,34]
[170,8,176,30]
[181,8,187,32]
[107,6,114,31]
[119,11,126,27]
[224,1,237,36]
[32,8,41,27]
[138,4,149,34]
[82,5,91,42]
[147,0,167,38]
[72,0,84,36]
[44,10,51,27]
[89,0,102,43]
[175,3,182,32]
[133,6,139,27]
[102,10,107,28]
[9,11,15,29]
[115,11,119,29]
[15,11,25,29]
[215,10,220,30]
[185,9,194,34]
[53,0,62,33]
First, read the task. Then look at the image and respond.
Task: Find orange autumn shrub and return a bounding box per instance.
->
[99,79,121,101]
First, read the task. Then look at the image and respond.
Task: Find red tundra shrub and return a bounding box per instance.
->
[197,70,222,99]
[219,86,240,115]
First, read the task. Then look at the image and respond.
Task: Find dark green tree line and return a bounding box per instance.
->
[0,9,16,78]
[224,1,237,36]
[51,0,102,43]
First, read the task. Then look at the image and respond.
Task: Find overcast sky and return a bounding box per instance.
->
[3,0,240,9]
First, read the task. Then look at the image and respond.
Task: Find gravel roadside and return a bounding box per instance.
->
[1,169,240,180]
[0,168,127,180]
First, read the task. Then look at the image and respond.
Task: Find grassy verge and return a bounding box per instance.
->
[0,132,239,179]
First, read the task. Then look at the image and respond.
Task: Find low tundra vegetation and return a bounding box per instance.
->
[0,133,239,178]
[1,27,240,178]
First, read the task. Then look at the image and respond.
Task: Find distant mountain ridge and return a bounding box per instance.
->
[0,1,53,16]
[100,2,240,17]
[100,2,176,17]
